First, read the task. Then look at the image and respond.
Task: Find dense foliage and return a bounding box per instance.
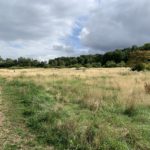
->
[0,43,150,68]
[131,63,145,71]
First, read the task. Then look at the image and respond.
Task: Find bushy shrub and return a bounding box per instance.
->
[131,63,145,71]
[144,63,150,71]
[117,61,126,67]
[92,62,102,68]
[105,61,117,68]
[84,63,92,68]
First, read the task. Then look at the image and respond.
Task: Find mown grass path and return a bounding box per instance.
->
[0,79,53,150]
[0,84,24,149]
[0,86,6,148]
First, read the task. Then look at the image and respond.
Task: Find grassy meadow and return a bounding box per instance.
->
[0,68,150,150]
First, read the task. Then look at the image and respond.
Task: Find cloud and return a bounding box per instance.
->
[0,0,96,59]
[0,0,96,41]
[81,0,150,51]
[1,0,150,59]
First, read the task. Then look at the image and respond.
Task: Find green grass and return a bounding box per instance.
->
[1,77,150,150]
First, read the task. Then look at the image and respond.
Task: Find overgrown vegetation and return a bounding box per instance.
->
[131,63,145,71]
[0,68,150,149]
[0,43,150,69]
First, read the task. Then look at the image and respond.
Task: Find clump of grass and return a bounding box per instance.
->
[131,63,145,71]
[144,82,150,94]
[124,104,136,117]
[3,144,20,150]
[124,98,137,117]
[81,89,102,111]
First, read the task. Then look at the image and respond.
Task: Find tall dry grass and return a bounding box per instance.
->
[1,68,150,149]
[0,68,149,109]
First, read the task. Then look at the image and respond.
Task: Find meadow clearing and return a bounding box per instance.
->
[0,68,150,150]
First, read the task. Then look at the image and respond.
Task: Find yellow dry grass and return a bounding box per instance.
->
[0,68,129,78]
[0,68,150,107]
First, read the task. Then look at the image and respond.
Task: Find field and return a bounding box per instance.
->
[0,68,150,150]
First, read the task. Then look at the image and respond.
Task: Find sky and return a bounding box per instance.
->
[0,0,150,60]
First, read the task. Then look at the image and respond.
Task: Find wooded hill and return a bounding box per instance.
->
[0,43,150,68]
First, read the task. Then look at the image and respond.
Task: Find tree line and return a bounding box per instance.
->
[0,43,150,68]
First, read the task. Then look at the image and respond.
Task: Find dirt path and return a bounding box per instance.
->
[0,109,4,127]
[0,88,3,127]
[0,87,11,149]
[0,88,7,149]
[0,112,4,126]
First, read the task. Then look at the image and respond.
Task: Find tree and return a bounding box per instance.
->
[140,43,150,50]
